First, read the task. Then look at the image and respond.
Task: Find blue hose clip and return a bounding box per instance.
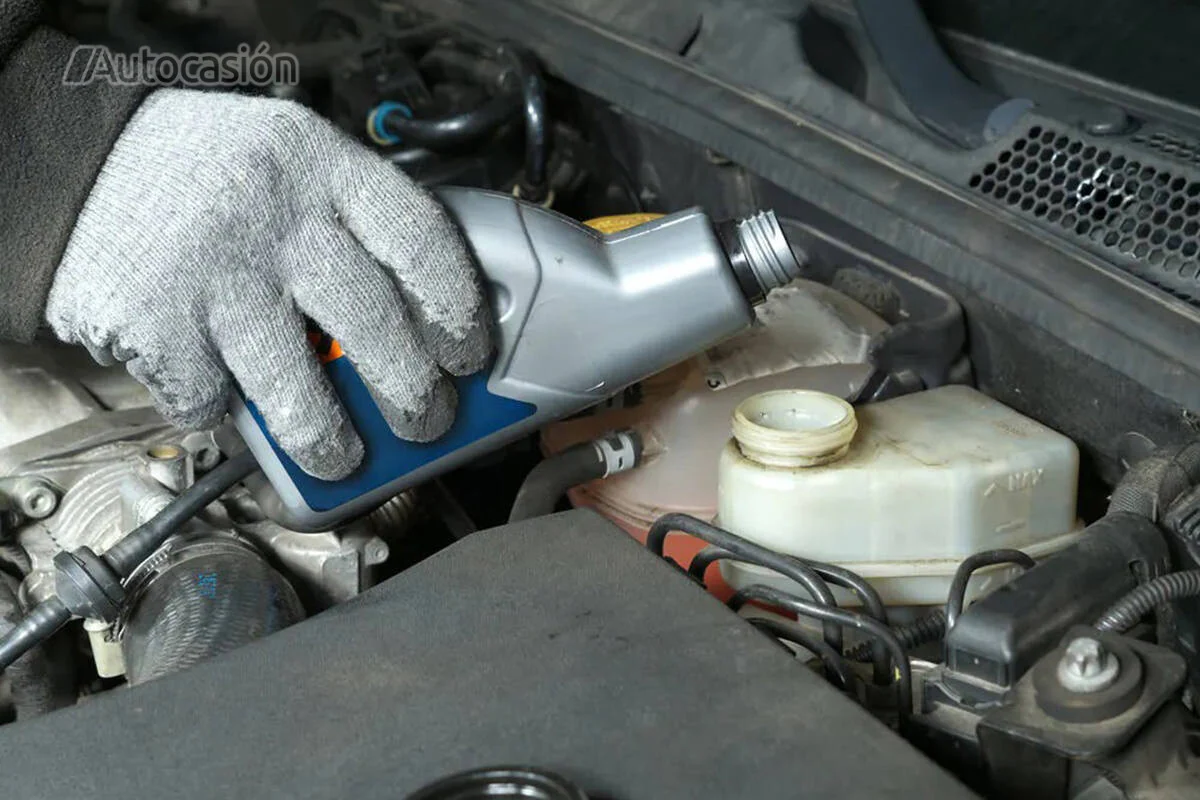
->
[367,101,413,146]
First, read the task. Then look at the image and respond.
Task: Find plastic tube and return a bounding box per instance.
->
[730,584,912,725]
[648,514,843,653]
[747,617,857,693]
[944,548,1036,634]
[688,544,892,685]
[1095,570,1200,633]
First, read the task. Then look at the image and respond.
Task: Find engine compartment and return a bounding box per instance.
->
[4,1,1200,797]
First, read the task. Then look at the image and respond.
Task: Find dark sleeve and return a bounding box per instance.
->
[0,1,150,341]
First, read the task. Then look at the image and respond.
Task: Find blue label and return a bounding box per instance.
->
[246,356,537,512]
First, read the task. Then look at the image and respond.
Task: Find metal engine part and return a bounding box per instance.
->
[0,343,411,684]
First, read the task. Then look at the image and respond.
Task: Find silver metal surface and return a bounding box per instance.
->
[1057,636,1121,694]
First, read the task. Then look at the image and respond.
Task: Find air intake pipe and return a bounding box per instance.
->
[117,533,304,685]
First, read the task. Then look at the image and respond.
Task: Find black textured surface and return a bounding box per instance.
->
[970,124,1200,302]
[0,22,148,341]
[0,511,973,800]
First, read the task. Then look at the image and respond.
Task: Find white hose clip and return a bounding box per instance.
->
[593,430,642,477]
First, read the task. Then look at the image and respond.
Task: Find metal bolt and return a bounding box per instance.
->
[13,478,58,520]
[1056,636,1121,694]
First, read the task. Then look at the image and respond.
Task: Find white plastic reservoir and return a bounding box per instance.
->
[718,385,1081,606]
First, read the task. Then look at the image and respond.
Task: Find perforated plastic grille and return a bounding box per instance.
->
[1131,129,1200,168]
[969,125,1200,297]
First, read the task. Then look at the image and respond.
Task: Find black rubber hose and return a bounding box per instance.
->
[731,584,912,725]
[1109,441,1200,522]
[852,0,1029,148]
[0,451,258,672]
[1095,570,1200,633]
[648,514,842,653]
[747,617,857,694]
[103,451,258,576]
[689,545,891,685]
[508,443,605,523]
[498,45,549,200]
[846,608,947,662]
[0,598,70,674]
[944,548,1036,633]
[380,90,522,150]
[0,574,74,720]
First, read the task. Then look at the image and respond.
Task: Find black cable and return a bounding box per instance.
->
[944,548,1036,634]
[0,451,258,673]
[648,514,842,653]
[731,584,912,726]
[103,451,258,576]
[689,545,892,685]
[381,91,523,150]
[1095,570,1200,633]
[747,617,857,694]
[498,45,549,201]
[846,608,946,662]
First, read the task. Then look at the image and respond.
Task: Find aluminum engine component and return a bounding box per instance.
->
[0,345,402,675]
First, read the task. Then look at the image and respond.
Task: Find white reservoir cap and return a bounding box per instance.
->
[732,390,858,467]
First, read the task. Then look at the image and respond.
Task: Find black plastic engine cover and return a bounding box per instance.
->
[0,510,972,799]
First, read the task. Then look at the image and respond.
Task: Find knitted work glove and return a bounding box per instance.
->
[46,88,492,480]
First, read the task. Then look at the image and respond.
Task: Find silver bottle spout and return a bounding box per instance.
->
[718,210,804,304]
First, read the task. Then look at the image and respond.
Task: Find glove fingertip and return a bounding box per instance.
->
[284,419,366,482]
[371,375,459,444]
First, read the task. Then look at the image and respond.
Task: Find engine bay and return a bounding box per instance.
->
[3,1,1200,798]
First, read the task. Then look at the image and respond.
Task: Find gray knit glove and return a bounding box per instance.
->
[46,88,492,480]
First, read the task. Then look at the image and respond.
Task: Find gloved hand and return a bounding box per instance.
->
[45,88,492,481]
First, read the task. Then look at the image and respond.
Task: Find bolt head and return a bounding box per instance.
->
[1063,637,1106,676]
[1057,636,1121,693]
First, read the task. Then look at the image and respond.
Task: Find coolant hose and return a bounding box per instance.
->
[1108,441,1200,521]
[0,451,258,673]
[120,536,304,685]
[1095,570,1200,633]
[508,431,642,523]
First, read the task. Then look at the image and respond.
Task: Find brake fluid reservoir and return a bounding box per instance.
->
[718,386,1082,607]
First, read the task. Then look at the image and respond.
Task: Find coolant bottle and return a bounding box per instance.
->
[234,188,802,530]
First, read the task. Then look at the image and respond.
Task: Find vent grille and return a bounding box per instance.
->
[1131,129,1200,168]
[969,125,1200,299]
